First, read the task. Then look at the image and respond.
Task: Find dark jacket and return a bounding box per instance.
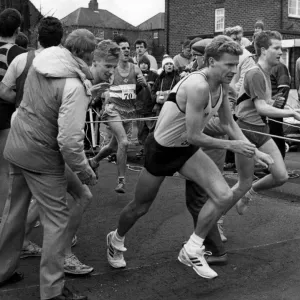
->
[151,70,180,114]
[135,70,158,115]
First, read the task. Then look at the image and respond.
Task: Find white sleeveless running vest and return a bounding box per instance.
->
[154,70,223,147]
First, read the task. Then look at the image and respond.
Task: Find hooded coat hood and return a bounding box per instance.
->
[33,46,93,94]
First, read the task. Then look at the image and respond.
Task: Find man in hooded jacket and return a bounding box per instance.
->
[0,29,97,300]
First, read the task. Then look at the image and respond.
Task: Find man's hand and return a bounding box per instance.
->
[293,111,300,121]
[78,168,98,186]
[228,140,256,158]
[90,82,110,98]
[88,158,99,179]
[272,93,285,109]
[254,149,274,169]
[137,74,147,87]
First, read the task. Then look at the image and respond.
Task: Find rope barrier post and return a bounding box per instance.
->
[88,108,96,148]
[94,108,100,147]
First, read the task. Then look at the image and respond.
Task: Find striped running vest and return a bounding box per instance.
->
[108,63,137,118]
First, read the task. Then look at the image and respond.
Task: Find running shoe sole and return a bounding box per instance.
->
[64,268,93,275]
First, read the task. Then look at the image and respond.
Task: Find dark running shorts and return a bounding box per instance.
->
[144,133,199,176]
[237,119,271,148]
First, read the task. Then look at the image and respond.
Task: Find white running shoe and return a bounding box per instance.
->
[236,193,252,215]
[107,231,127,268]
[178,245,218,279]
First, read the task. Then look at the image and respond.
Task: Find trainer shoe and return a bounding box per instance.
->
[236,193,252,215]
[20,241,42,259]
[178,245,218,279]
[205,253,228,266]
[107,231,127,268]
[217,218,227,242]
[64,254,94,275]
[48,285,87,300]
[115,177,125,194]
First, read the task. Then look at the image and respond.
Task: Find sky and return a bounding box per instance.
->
[30,0,165,26]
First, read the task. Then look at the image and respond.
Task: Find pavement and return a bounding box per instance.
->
[1,134,300,300]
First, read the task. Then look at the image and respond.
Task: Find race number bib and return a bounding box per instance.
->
[120,84,136,100]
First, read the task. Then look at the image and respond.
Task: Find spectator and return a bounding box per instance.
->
[224,26,251,48]
[15,32,29,49]
[173,39,193,73]
[254,20,264,34]
[135,55,158,157]
[133,39,158,70]
[151,56,180,116]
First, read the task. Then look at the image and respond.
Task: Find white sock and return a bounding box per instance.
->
[112,229,125,248]
[246,187,257,199]
[185,233,204,253]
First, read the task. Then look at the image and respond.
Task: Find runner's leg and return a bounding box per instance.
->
[252,138,288,191]
[180,149,233,239]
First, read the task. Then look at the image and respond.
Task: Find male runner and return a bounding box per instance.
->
[0,8,27,221]
[235,31,300,214]
[89,35,147,193]
[105,35,273,279]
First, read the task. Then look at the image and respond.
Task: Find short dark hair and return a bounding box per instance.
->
[134,39,147,49]
[38,17,63,48]
[15,32,28,49]
[0,8,22,38]
[182,39,191,49]
[204,35,243,65]
[113,35,130,46]
[255,30,282,57]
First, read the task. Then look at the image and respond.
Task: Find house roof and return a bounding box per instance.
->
[137,12,164,30]
[61,7,137,30]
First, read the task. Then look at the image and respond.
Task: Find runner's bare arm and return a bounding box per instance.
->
[218,84,252,141]
[0,82,16,103]
[254,99,300,119]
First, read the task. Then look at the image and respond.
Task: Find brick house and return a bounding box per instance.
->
[137,12,165,65]
[61,0,138,46]
[165,0,300,87]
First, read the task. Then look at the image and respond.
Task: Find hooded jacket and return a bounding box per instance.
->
[4,46,94,180]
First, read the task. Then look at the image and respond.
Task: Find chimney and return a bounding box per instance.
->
[88,0,98,10]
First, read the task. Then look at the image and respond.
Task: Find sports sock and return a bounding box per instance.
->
[112,229,125,249]
[184,232,205,253]
[246,187,257,199]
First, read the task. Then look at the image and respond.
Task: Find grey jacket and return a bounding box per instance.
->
[4,46,94,181]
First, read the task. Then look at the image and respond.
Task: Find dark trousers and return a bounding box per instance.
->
[269,118,285,159]
[137,113,156,146]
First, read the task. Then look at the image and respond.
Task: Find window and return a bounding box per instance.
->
[289,0,300,17]
[95,29,104,40]
[153,32,158,39]
[215,8,225,32]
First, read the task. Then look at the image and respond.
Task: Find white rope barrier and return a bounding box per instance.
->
[241,128,300,143]
[269,118,300,130]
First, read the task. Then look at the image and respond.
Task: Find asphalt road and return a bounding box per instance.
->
[1,150,300,300]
